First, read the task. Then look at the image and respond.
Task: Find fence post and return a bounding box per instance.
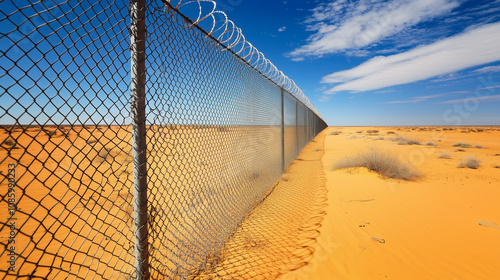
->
[130,0,149,279]
[280,88,285,173]
[295,102,299,156]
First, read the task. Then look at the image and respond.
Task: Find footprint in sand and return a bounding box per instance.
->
[478,220,500,229]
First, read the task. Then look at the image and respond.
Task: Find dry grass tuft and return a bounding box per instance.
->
[329,130,342,135]
[453,142,471,148]
[333,148,420,180]
[391,136,421,145]
[457,156,480,169]
[474,144,484,149]
[426,141,436,146]
[438,152,451,159]
[366,129,379,134]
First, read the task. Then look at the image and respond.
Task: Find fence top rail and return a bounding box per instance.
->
[161,0,324,121]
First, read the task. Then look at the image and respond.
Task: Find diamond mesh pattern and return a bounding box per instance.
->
[1,0,327,279]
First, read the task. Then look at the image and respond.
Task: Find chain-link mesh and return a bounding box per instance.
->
[1,0,327,279]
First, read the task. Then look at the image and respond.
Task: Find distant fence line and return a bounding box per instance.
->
[0,0,327,279]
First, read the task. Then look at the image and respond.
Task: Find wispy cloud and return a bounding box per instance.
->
[481,85,500,90]
[321,22,500,93]
[383,91,468,104]
[278,26,287,32]
[384,99,425,104]
[289,0,459,59]
[440,94,500,104]
[474,65,500,73]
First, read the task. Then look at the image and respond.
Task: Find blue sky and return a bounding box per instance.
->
[217,0,500,126]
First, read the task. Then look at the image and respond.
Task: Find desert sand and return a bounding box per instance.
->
[2,125,500,279]
[0,124,316,279]
[284,126,500,280]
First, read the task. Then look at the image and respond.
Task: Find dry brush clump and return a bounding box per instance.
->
[453,142,471,148]
[426,141,437,146]
[438,151,451,159]
[391,135,421,145]
[333,148,420,180]
[329,130,342,135]
[457,156,480,169]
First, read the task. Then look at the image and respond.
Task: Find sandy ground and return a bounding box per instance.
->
[0,124,314,279]
[2,125,500,279]
[284,126,500,280]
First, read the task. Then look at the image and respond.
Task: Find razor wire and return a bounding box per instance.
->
[0,0,328,279]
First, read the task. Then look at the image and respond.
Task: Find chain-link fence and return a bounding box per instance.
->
[1,0,327,279]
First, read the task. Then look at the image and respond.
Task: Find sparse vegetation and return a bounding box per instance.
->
[474,144,484,149]
[387,131,395,135]
[1,138,19,150]
[355,130,363,133]
[495,154,500,156]
[457,156,480,169]
[438,152,451,159]
[329,130,342,135]
[456,149,465,152]
[391,136,421,145]
[426,141,436,146]
[42,127,57,137]
[453,142,471,148]
[367,130,379,134]
[333,148,420,180]
[493,165,500,169]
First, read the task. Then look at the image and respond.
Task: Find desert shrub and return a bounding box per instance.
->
[453,142,471,148]
[42,127,57,137]
[355,130,363,133]
[493,165,500,169]
[367,130,379,134]
[456,149,465,152]
[474,144,484,149]
[438,152,451,159]
[329,130,342,135]
[392,136,421,145]
[495,154,500,156]
[2,138,19,150]
[426,141,436,146]
[387,131,395,135]
[333,148,420,180]
[457,156,480,169]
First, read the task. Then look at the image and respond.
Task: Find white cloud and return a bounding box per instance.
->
[384,99,425,104]
[440,94,500,104]
[480,85,500,90]
[474,65,500,73]
[321,22,500,93]
[384,91,469,104]
[289,0,459,58]
[278,26,287,32]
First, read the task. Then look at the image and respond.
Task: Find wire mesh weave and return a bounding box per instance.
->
[0,0,327,279]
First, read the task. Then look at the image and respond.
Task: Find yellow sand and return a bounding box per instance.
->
[284,126,500,280]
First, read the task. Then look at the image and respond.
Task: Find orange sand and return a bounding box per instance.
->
[284,126,500,280]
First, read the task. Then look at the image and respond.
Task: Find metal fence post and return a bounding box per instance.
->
[130,0,149,279]
[281,88,285,173]
[295,101,299,156]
